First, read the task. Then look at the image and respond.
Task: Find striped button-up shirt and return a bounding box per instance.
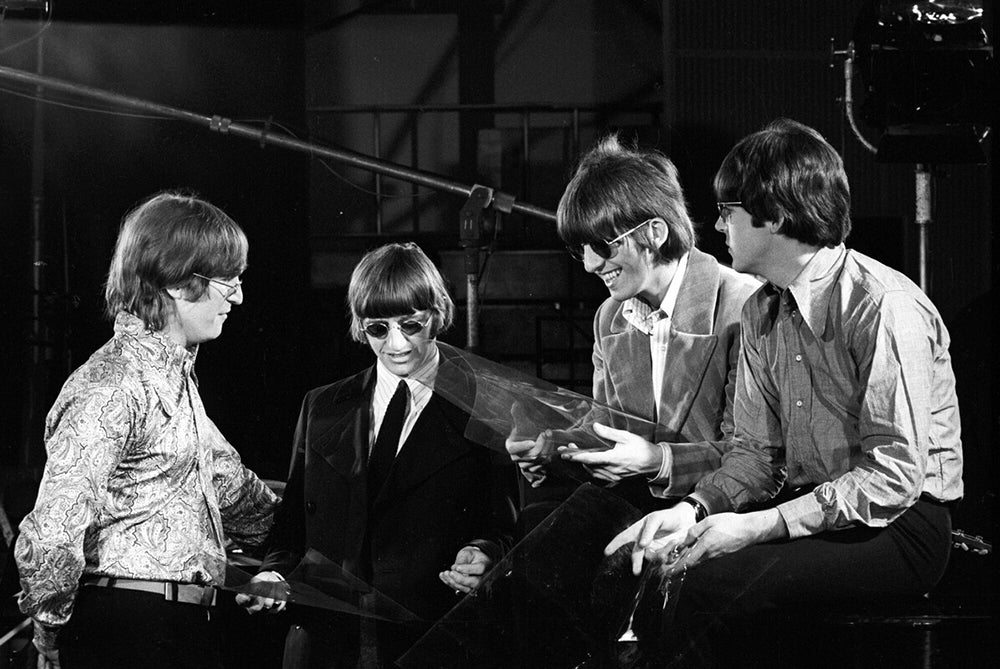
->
[370,347,439,453]
[694,246,963,538]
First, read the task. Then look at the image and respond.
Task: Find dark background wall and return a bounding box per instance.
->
[0,0,994,532]
[0,1,994,665]
[1,3,310,485]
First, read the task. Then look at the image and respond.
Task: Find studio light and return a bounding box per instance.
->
[853,0,994,163]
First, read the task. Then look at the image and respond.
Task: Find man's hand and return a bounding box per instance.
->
[439,546,493,594]
[35,644,60,669]
[662,509,788,576]
[605,503,697,575]
[234,570,288,614]
[505,430,556,488]
[558,422,663,482]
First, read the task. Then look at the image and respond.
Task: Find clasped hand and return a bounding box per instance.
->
[505,429,558,487]
[605,506,788,576]
[557,422,662,482]
[439,545,492,594]
[235,570,288,614]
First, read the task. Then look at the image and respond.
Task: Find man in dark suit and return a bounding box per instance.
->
[250,242,517,669]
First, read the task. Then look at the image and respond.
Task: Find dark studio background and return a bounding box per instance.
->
[0,0,995,665]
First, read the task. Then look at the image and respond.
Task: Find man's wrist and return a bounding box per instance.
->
[33,620,60,655]
[755,508,789,542]
[681,495,709,523]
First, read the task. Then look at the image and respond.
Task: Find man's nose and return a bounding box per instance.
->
[385,324,407,346]
[582,245,603,272]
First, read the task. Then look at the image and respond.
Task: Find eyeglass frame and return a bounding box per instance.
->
[361,317,431,340]
[566,217,656,262]
[192,273,242,299]
[716,201,744,224]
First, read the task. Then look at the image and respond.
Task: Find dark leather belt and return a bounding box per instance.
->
[82,576,217,607]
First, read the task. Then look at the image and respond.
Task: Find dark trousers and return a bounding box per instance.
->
[643,498,953,667]
[282,617,430,669]
[59,586,223,669]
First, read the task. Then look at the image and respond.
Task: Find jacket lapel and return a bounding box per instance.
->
[372,393,474,509]
[603,316,655,421]
[655,249,720,437]
[310,368,374,481]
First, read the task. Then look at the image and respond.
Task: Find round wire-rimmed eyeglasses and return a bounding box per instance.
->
[361,318,430,339]
[716,201,743,225]
[192,273,242,299]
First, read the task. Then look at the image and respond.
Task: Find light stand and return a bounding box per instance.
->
[833,41,937,296]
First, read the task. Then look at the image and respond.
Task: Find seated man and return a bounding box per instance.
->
[508,135,760,511]
[254,242,517,669]
[607,119,963,664]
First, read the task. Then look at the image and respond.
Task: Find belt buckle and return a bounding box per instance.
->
[162,581,216,607]
[200,586,217,607]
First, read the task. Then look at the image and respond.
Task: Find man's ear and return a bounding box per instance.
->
[766,218,785,234]
[648,217,669,248]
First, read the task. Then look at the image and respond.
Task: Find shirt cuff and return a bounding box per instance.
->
[647,443,673,487]
[776,490,828,539]
[464,540,502,565]
[33,620,60,655]
[690,483,733,516]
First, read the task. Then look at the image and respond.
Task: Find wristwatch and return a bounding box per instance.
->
[682,495,709,523]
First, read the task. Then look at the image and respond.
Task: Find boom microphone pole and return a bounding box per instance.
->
[0,64,557,350]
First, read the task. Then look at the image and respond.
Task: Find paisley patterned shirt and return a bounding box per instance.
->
[15,313,278,651]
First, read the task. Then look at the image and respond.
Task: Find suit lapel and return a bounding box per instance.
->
[372,393,473,509]
[655,249,721,437]
[603,320,655,421]
[310,368,374,481]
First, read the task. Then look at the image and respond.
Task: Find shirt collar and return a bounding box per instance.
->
[114,312,198,372]
[375,344,440,395]
[782,245,847,337]
[622,252,689,335]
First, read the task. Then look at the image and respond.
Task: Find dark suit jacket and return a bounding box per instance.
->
[592,247,761,499]
[261,354,517,667]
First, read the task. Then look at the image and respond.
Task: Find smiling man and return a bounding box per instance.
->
[15,191,279,669]
[256,242,516,669]
[506,135,759,512]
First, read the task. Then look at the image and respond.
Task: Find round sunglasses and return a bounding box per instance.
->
[566,218,654,262]
[362,318,429,339]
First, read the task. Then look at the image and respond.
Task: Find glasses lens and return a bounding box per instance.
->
[363,322,390,338]
[566,241,613,261]
[399,320,426,336]
[363,320,426,338]
[717,202,740,222]
[591,240,614,259]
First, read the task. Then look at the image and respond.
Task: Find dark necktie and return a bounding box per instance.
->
[368,379,408,505]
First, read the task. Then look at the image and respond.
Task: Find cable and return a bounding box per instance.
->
[0,82,168,119]
[0,0,53,56]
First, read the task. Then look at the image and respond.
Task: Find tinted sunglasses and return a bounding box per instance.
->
[362,319,429,339]
[566,218,654,261]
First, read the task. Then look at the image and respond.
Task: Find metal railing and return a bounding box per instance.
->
[307,102,662,234]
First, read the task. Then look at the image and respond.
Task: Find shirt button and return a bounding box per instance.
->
[795,354,802,362]
[795,400,803,408]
